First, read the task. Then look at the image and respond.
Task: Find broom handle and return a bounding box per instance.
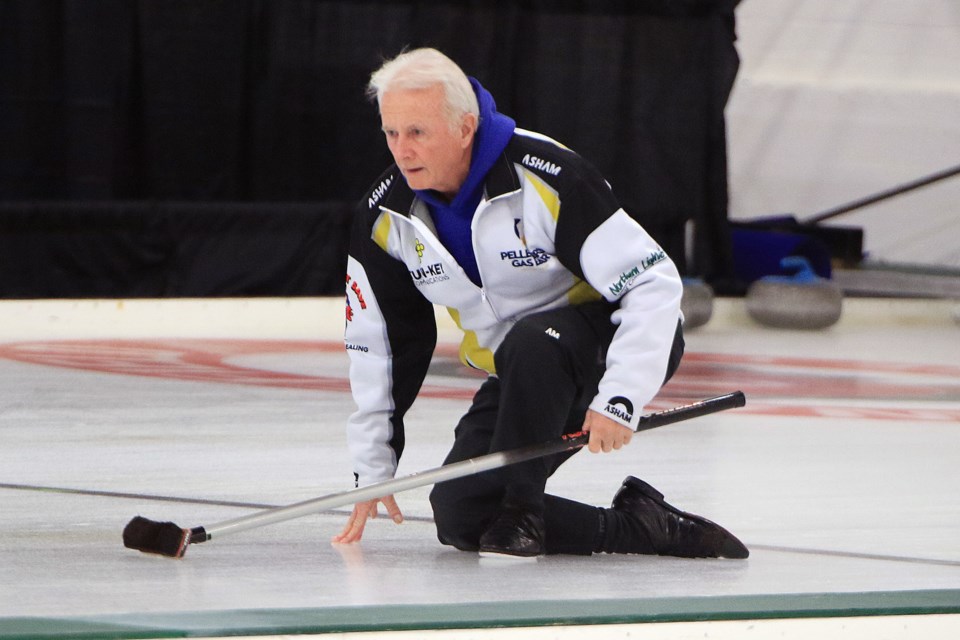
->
[195,391,746,543]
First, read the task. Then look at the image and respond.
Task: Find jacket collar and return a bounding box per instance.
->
[485,150,522,200]
[381,148,520,218]
[380,168,417,216]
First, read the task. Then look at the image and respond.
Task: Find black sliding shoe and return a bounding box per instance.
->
[611,476,749,559]
[478,507,546,558]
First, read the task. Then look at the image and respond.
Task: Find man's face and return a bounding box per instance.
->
[379,85,476,199]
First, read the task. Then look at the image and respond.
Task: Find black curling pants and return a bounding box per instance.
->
[429,301,684,555]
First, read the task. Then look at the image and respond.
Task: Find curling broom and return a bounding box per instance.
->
[123,390,745,558]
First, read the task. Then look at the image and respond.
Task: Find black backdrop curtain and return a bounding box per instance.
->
[0,0,740,297]
[0,201,351,297]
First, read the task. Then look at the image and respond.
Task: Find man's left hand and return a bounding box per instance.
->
[331,495,403,544]
[582,408,634,453]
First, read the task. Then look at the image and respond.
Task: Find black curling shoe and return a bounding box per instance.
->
[478,508,546,558]
[611,476,749,559]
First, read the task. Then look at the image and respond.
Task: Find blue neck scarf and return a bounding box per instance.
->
[413,77,515,286]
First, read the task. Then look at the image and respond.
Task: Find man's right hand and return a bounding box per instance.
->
[331,495,403,544]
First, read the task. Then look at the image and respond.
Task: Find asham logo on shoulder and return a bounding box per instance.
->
[521,154,562,176]
[367,175,393,209]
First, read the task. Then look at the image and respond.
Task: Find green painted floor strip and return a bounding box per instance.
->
[4,589,960,639]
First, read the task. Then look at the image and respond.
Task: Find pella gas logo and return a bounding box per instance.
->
[500,248,550,267]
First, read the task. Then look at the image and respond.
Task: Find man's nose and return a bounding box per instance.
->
[392,135,413,160]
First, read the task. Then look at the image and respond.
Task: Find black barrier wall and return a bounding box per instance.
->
[0,0,739,297]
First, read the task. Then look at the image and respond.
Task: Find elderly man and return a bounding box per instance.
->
[335,48,747,559]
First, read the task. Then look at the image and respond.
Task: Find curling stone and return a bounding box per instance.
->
[746,256,843,330]
[681,278,714,329]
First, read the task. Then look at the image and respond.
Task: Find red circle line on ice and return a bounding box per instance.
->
[1,339,959,422]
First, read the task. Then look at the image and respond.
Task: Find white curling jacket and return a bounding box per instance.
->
[344,129,683,486]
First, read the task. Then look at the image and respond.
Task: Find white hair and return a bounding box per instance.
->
[367,48,479,130]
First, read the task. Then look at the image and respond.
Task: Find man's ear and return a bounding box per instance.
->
[460,113,478,148]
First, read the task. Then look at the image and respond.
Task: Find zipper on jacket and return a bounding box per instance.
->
[470,199,502,322]
[390,208,500,317]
